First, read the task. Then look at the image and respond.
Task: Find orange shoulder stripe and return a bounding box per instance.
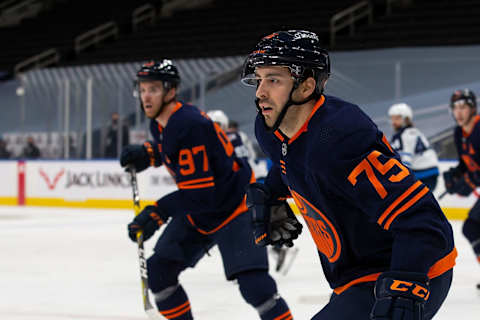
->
[288,95,325,145]
[384,186,429,230]
[462,115,480,138]
[172,101,183,114]
[378,181,422,225]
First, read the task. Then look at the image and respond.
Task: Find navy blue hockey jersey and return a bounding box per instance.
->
[454,115,480,186]
[256,95,456,293]
[148,102,253,234]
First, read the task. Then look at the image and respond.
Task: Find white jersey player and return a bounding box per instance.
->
[389,103,439,190]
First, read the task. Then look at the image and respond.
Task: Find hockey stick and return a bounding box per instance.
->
[280,247,299,276]
[128,166,162,320]
[438,191,448,200]
[437,188,480,200]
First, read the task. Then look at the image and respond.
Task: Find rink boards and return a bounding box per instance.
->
[0,159,473,219]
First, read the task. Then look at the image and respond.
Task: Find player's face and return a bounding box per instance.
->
[139,81,166,119]
[452,101,475,128]
[255,66,295,128]
[390,115,404,131]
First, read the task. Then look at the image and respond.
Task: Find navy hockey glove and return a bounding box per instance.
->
[246,183,303,248]
[371,271,430,320]
[443,167,473,196]
[120,144,150,173]
[127,205,168,242]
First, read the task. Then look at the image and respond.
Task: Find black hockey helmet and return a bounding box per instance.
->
[135,59,180,118]
[136,59,180,89]
[450,89,477,111]
[241,30,330,96]
[241,30,330,131]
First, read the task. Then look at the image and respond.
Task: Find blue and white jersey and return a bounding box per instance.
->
[227,130,257,167]
[390,126,439,179]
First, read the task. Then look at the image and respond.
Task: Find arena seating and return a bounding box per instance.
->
[334,0,480,50]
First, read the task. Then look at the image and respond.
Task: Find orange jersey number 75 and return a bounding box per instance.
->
[348,151,409,199]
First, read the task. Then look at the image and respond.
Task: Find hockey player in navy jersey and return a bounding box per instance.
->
[388,103,439,191]
[120,60,293,320]
[242,30,456,320]
[444,89,480,289]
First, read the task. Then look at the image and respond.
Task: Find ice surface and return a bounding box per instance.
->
[0,206,479,319]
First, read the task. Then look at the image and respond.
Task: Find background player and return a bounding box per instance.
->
[228,119,257,167]
[206,109,255,167]
[207,109,298,274]
[388,103,440,190]
[444,89,480,289]
[120,60,293,320]
[242,30,455,320]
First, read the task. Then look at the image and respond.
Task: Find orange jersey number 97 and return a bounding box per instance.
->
[179,145,209,176]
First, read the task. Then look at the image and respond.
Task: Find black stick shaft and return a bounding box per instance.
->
[128,166,160,319]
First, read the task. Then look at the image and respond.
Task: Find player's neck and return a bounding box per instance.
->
[462,113,478,134]
[279,100,315,138]
[155,100,178,127]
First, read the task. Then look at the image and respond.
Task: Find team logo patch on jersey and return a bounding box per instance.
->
[282,142,288,156]
[290,189,341,263]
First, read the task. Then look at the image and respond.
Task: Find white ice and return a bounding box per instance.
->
[0,206,479,320]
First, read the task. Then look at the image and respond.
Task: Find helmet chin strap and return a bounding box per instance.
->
[256,84,318,133]
[463,108,477,127]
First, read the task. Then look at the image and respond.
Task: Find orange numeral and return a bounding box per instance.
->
[367,151,409,182]
[348,151,409,199]
[213,122,234,156]
[179,149,195,175]
[192,145,209,172]
[179,145,209,176]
